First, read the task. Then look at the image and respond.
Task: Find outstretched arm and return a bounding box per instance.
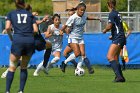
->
[102,23,112,33]
[87,17,102,22]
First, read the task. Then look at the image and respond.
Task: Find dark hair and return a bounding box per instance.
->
[107,0,116,8]
[25,4,32,11]
[52,14,60,20]
[15,0,25,9]
[76,2,86,9]
[65,7,77,12]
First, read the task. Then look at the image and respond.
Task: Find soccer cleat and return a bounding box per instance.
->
[18,91,23,93]
[113,76,125,82]
[88,68,94,74]
[61,61,67,73]
[33,65,45,76]
[5,91,10,93]
[33,71,39,76]
[1,72,7,78]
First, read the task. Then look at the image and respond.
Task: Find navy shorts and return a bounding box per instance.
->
[11,42,35,56]
[112,38,126,49]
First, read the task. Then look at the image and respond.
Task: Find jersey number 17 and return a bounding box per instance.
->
[17,14,27,24]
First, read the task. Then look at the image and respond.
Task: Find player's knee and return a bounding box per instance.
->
[63,51,68,57]
[74,52,81,57]
[107,55,114,61]
[9,60,17,72]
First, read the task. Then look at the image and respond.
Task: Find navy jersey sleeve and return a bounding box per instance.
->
[108,13,115,24]
[32,15,37,24]
[6,12,12,21]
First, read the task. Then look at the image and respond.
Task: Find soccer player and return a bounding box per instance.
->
[63,7,97,74]
[102,0,126,82]
[33,14,63,76]
[5,0,38,93]
[109,15,132,70]
[60,2,99,73]
[1,4,49,79]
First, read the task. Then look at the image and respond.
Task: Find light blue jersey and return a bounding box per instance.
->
[47,24,63,52]
[66,12,87,39]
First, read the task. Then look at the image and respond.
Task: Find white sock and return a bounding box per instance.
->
[50,57,60,64]
[77,56,84,68]
[64,53,76,64]
[46,57,60,69]
[35,61,44,72]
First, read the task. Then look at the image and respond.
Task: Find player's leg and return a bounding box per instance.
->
[61,42,80,73]
[1,58,21,79]
[107,44,125,82]
[42,41,52,68]
[46,51,61,73]
[18,55,31,92]
[79,40,94,74]
[33,42,52,76]
[120,48,126,70]
[6,54,20,93]
[63,45,77,68]
[18,43,35,92]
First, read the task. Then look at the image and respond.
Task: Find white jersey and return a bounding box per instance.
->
[66,12,87,39]
[47,24,63,52]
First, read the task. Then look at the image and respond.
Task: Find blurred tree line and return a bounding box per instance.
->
[0,0,53,16]
[0,0,139,16]
[101,0,140,12]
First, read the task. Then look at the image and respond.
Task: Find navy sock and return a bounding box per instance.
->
[17,60,21,67]
[118,64,124,77]
[110,60,121,77]
[43,48,52,68]
[121,59,126,69]
[65,54,77,67]
[20,69,28,92]
[84,58,92,70]
[6,71,15,92]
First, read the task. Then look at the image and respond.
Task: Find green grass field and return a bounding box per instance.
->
[0,66,140,93]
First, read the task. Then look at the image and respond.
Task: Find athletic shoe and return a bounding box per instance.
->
[113,76,125,82]
[33,71,39,76]
[1,71,7,78]
[5,91,10,93]
[18,91,23,93]
[88,68,94,74]
[61,61,67,73]
[33,65,44,76]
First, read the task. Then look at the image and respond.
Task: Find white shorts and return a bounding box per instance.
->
[68,38,84,44]
[51,48,61,55]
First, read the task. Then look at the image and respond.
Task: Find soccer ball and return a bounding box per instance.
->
[75,67,85,76]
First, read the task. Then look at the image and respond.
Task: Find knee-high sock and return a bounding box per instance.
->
[121,58,126,70]
[77,56,84,68]
[6,71,15,92]
[117,63,124,77]
[43,48,52,68]
[50,57,60,64]
[65,54,77,67]
[64,53,76,64]
[20,69,28,92]
[84,57,92,70]
[110,60,122,77]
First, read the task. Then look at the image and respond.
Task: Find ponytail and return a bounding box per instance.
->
[15,0,25,9]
